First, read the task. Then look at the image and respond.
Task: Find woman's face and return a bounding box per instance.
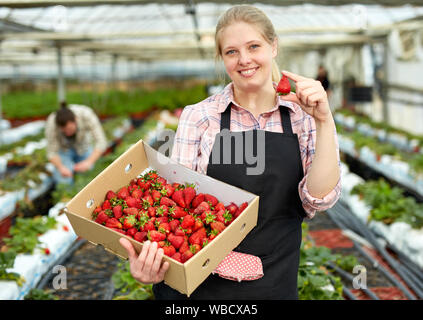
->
[219,21,277,92]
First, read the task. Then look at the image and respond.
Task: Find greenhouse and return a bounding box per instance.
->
[1,0,423,303]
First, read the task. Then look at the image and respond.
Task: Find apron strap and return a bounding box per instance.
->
[280,106,293,134]
[220,103,232,131]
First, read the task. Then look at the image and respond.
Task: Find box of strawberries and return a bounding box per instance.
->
[64,139,259,296]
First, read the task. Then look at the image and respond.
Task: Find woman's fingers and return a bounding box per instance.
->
[151,247,165,276]
[119,237,138,263]
[281,70,307,83]
[157,261,170,281]
[142,241,158,274]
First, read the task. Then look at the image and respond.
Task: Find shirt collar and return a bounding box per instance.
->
[217,82,297,114]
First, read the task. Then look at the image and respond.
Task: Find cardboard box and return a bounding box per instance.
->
[64,139,259,296]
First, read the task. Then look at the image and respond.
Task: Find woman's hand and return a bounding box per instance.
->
[119,238,169,284]
[280,70,332,124]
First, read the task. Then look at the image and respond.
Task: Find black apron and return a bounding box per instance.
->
[153,104,306,300]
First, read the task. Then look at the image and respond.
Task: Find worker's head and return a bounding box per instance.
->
[214,5,280,90]
[56,101,77,137]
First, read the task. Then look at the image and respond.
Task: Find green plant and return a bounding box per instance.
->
[24,288,58,300]
[112,261,154,300]
[0,251,25,286]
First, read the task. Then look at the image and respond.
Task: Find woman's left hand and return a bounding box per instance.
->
[280,70,332,123]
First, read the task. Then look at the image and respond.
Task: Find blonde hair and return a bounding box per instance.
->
[215,5,281,83]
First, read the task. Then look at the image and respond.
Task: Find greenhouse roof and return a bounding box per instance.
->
[0,1,422,68]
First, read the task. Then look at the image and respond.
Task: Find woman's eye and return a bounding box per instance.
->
[250,44,259,49]
[226,50,236,55]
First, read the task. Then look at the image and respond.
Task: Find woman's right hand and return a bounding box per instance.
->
[119,238,170,284]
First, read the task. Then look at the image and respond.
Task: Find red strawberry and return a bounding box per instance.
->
[131,188,144,199]
[201,211,216,225]
[276,74,291,95]
[156,216,169,225]
[192,193,205,208]
[169,219,180,232]
[112,228,126,235]
[189,227,207,245]
[95,211,109,224]
[134,231,147,243]
[181,214,195,229]
[170,206,187,219]
[172,189,186,208]
[172,182,182,189]
[193,218,204,232]
[63,226,69,232]
[175,228,186,237]
[191,243,201,253]
[117,186,130,199]
[215,202,225,211]
[126,197,142,209]
[102,200,112,210]
[93,206,102,215]
[163,245,176,257]
[44,248,50,255]
[151,190,162,203]
[168,233,184,249]
[181,250,194,263]
[171,252,182,263]
[226,202,238,216]
[106,218,123,229]
[148,230,166,242]
[156,205,168,217]
[179,240,189,253]
[235,202,248,218]
[141,220,155,232]
[216,209,233,225]
[123,207,138,216]
[193,201,210,215]
[122,215,137,230]
[160,197,177,207]
[158,222,171,234]
[105,190,117,200]
[147,206,156,218]
[113,205,123,219]
[157,176,167,186]
[126,227,138,238]
[143,195,154,206]
[210,221,226,234]
[183,186,196,208]
[204,194,218,207]
[162,184,175,197]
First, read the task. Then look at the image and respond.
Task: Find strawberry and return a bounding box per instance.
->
[106,218,123,229]
[191,243,201,253]
[170,206,187,219]
[215,202,225,211]
[276,74,291,95]
[193,201,210,215]
[131,188,144,199]
[156,216,169,225]
[102,200,112,210]
[117,186,130,199]
[145,171,158,181]
[141,220,155,232]
[93,206,102,215]
[156,205,168,217]
[160,197,177,207]
[172,182,182,190]
[134,231,147,243]
[192,193,205,208]
[169,219,180,232]
[204,194,218,207]
[112,228,126,235]
[151,190,162,203]
[126,197,142,209]
[201,211,216,225]
[162,184,175,197]
[163,245,176,257]
[168,233,184,249]
[157,176,167,186]
[63,226,69,232]
[113,205,123,219]
[235,202,248,218]
[147,206,157,218]
[172,189,186,208]
[143,195,154,206]
[193,218,204,232]
[106,190,117,200]
[95,211,109,225]
[175,228,186,237]
[126,227,138,238]
[158,222,171,234]
[181,249,194,263]
[122,214,137,230]
[181,214,195,229]
[148,230,166,242]
[189,227,207,245]
[179,240,189,253]
[171,252,182,263]
[123,207,138,216]
[216,209,233,225]
[44,248,50,255]
[183,185,196,208]
[210,221,226,234]
[226,202,238,216]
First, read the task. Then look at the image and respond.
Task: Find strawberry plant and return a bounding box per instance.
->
[24,288,58,300]
[0,251,25,286]
[111,261,153,300]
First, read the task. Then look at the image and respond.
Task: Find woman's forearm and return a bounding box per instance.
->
[306,115,340,199]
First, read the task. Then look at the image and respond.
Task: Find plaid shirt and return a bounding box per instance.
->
[171,83,341,219]
[45,104,107,159]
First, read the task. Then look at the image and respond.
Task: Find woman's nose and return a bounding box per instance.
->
[238,49,252,65]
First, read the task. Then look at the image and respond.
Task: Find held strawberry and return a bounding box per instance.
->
[276,74,291,95]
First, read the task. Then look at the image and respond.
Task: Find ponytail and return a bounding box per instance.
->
[271,59,281,83]
[55,101,75,127]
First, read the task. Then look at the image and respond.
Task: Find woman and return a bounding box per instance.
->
[120,4,341,299]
